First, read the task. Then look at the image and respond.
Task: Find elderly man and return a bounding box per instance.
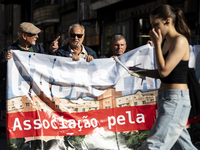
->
[50,23,97,61]
[105,34,127,58]
[0,22,46,148]
[0,22,45,62]
[0,22,46,103]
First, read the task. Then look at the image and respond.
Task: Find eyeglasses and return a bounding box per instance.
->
[70,33,84,38]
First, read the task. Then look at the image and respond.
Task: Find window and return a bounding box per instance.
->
[75,108,78,112]
[56,105,59,108]
[25,103,30,107]
[134,102,137,106]
[102,21,129,56]
[82,108,85,112]
[137,17,151,47]
[142,101,146,104]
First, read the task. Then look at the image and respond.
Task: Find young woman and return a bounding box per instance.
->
[130,5,197,150]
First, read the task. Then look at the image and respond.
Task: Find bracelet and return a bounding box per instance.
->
[156,43,160,45]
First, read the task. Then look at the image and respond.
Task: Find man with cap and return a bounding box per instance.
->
[0,22,46,148]
[0,22,45,105]
[1,22,44,61]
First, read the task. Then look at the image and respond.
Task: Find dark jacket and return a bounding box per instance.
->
[53,43,98,59]
[0,40,45,103]
[187,68,200,118]
[0,40,45,80]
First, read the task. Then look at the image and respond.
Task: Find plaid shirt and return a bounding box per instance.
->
[69,45,88,58]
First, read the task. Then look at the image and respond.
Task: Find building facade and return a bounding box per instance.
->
[90,0,200,56]
[0,0,199,56]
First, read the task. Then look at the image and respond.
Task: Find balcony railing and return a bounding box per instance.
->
[0,0,25,4]
[34,5,59,23]
[34,0,59,9]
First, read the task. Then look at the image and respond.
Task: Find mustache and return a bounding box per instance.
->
[72,40,81,45]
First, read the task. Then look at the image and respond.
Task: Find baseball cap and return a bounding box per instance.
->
[18,22,41,34]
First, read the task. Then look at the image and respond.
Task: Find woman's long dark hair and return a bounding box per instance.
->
[150,4,191,42]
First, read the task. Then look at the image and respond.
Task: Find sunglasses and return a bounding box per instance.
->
[25,33,37,37]
[70,33,84,38]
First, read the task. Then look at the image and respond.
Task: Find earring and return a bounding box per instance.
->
[164,21,169,25]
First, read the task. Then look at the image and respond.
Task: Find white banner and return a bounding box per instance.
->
[5,44,200,150]
[7,44,161,100]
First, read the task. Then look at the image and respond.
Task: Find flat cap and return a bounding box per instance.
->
[18,22,41,34]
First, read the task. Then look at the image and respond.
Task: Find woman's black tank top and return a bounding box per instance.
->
[160,40,188,84]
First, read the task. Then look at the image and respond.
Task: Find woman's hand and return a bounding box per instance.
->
[128,66,142,72]
[147,40,154,46]
[149,28,162,46]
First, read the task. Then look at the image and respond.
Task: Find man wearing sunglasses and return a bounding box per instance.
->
[0,22,45,61]
[50,23,97,62]
[0,22,46,110]
[0,22,47,146]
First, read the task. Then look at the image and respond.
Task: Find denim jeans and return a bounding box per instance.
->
[140,89,197,150]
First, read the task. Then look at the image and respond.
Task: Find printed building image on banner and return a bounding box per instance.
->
[7,89,157,149]
[6,44,200,150]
